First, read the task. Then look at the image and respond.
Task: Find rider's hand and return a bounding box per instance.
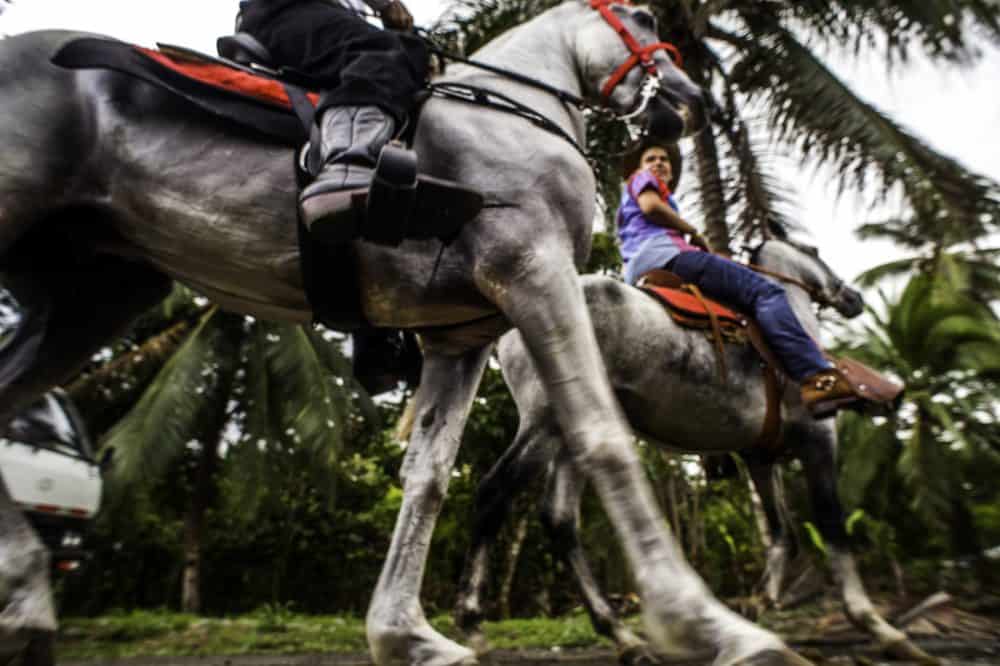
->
[381,0,414,31]
[690,233,711,252]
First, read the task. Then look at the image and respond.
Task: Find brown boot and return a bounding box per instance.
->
[800,368,863,419]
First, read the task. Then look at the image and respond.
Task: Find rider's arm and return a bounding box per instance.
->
[637,190,697,235]
[636,190,711,250]
[363,0,414,30]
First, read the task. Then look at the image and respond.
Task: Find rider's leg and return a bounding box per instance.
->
[667,252,858,416]
[239,2,429,236]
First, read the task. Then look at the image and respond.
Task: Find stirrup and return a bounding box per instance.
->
[365,145,418,246]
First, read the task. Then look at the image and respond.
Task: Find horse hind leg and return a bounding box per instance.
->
[540,446,655,666]
[453,417,556,651]
[0,476,56,663]
[0,254,171,420]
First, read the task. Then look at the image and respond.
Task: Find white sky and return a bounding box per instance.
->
[2,0,998,284]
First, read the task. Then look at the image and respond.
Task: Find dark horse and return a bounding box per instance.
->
[0,3,817,664]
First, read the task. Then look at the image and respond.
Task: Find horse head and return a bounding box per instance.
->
[572,1,706,141]
[755,239,865,319]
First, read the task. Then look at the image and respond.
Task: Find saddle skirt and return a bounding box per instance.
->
[637,269,747,337]
[52,37,317,144]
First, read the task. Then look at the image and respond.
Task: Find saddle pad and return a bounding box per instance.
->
[641,285,745,328]
[137,46,320,112]
[52,37,314,144]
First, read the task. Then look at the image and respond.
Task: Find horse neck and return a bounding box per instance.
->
[461,4,586,125]
[757,246,822,341]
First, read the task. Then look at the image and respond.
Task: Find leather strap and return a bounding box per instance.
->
[744,321,785,455]
[589,0,682,100]
[683,283,728,383]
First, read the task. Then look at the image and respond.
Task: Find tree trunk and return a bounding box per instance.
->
[181,436,219,613]
[694,125,732,255]
[499,512,530,619]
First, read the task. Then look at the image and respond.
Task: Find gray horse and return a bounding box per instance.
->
[455,239,932,664]
[0,2,817,664]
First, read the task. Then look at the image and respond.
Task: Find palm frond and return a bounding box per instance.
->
[727,19,1000,245]
[101,308,241,497]
[259,322,354,499]
[776,1,1000,63]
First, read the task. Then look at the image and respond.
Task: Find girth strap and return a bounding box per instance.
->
[744,321,785,455]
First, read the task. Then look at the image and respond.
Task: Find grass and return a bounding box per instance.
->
[57,608,611,661]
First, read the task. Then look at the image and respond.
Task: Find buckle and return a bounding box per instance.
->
[814,374,838,392]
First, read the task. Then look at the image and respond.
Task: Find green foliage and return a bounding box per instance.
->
[57,610,613,661]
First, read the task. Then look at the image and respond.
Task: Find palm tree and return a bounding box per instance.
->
[69,288,374,612]
[435,0,1000,252]
[836,271,1000,568]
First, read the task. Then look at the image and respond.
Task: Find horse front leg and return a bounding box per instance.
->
[487,256,804,666]
[367,345,491,666]
[0,478,56,662]
[798,429,935,664]
[541,446,654,666]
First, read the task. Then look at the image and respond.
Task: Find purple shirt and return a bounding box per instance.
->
[616,170,696,267]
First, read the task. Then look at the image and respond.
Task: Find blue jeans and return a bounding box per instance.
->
[666,251,830,381]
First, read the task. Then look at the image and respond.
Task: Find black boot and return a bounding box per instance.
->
[298,105,395,243]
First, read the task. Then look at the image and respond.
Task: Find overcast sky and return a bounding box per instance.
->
[2,0,997,285]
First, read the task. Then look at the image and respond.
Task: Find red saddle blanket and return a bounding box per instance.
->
[136,46,320,111]
[641,284,746,328]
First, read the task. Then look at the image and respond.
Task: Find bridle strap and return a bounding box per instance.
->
[747,263,829,306]
[589,0,682,100]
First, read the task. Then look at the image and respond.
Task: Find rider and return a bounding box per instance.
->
[617,140,861,417]
[236,0,428,241]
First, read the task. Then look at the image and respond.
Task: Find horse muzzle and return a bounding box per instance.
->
[645,88,707,142]
[834,286,865,319]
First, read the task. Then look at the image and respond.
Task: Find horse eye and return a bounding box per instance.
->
[633,10,656,31]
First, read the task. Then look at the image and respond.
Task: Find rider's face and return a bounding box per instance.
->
[640,147,672,185]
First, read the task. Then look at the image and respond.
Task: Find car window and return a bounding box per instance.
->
[2,394,87,458]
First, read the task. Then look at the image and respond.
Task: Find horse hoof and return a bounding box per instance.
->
[618,643,660,666]
[730,648,815,666]
[466,629,490,656]
[883,638,939,665]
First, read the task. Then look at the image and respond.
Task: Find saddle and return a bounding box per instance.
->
[637,268,785,456]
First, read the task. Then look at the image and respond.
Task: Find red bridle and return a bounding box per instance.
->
[590,0,682,101]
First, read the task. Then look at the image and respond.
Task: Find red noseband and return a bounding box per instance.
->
[590,0,682,100]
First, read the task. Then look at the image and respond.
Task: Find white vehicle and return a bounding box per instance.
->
[0,389,102,571]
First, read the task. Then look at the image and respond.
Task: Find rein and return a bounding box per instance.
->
[418,0,683,151]
[747,263,836,308]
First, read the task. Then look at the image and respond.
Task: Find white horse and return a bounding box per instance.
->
[455,239,931,664]
[0,2,815,663]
